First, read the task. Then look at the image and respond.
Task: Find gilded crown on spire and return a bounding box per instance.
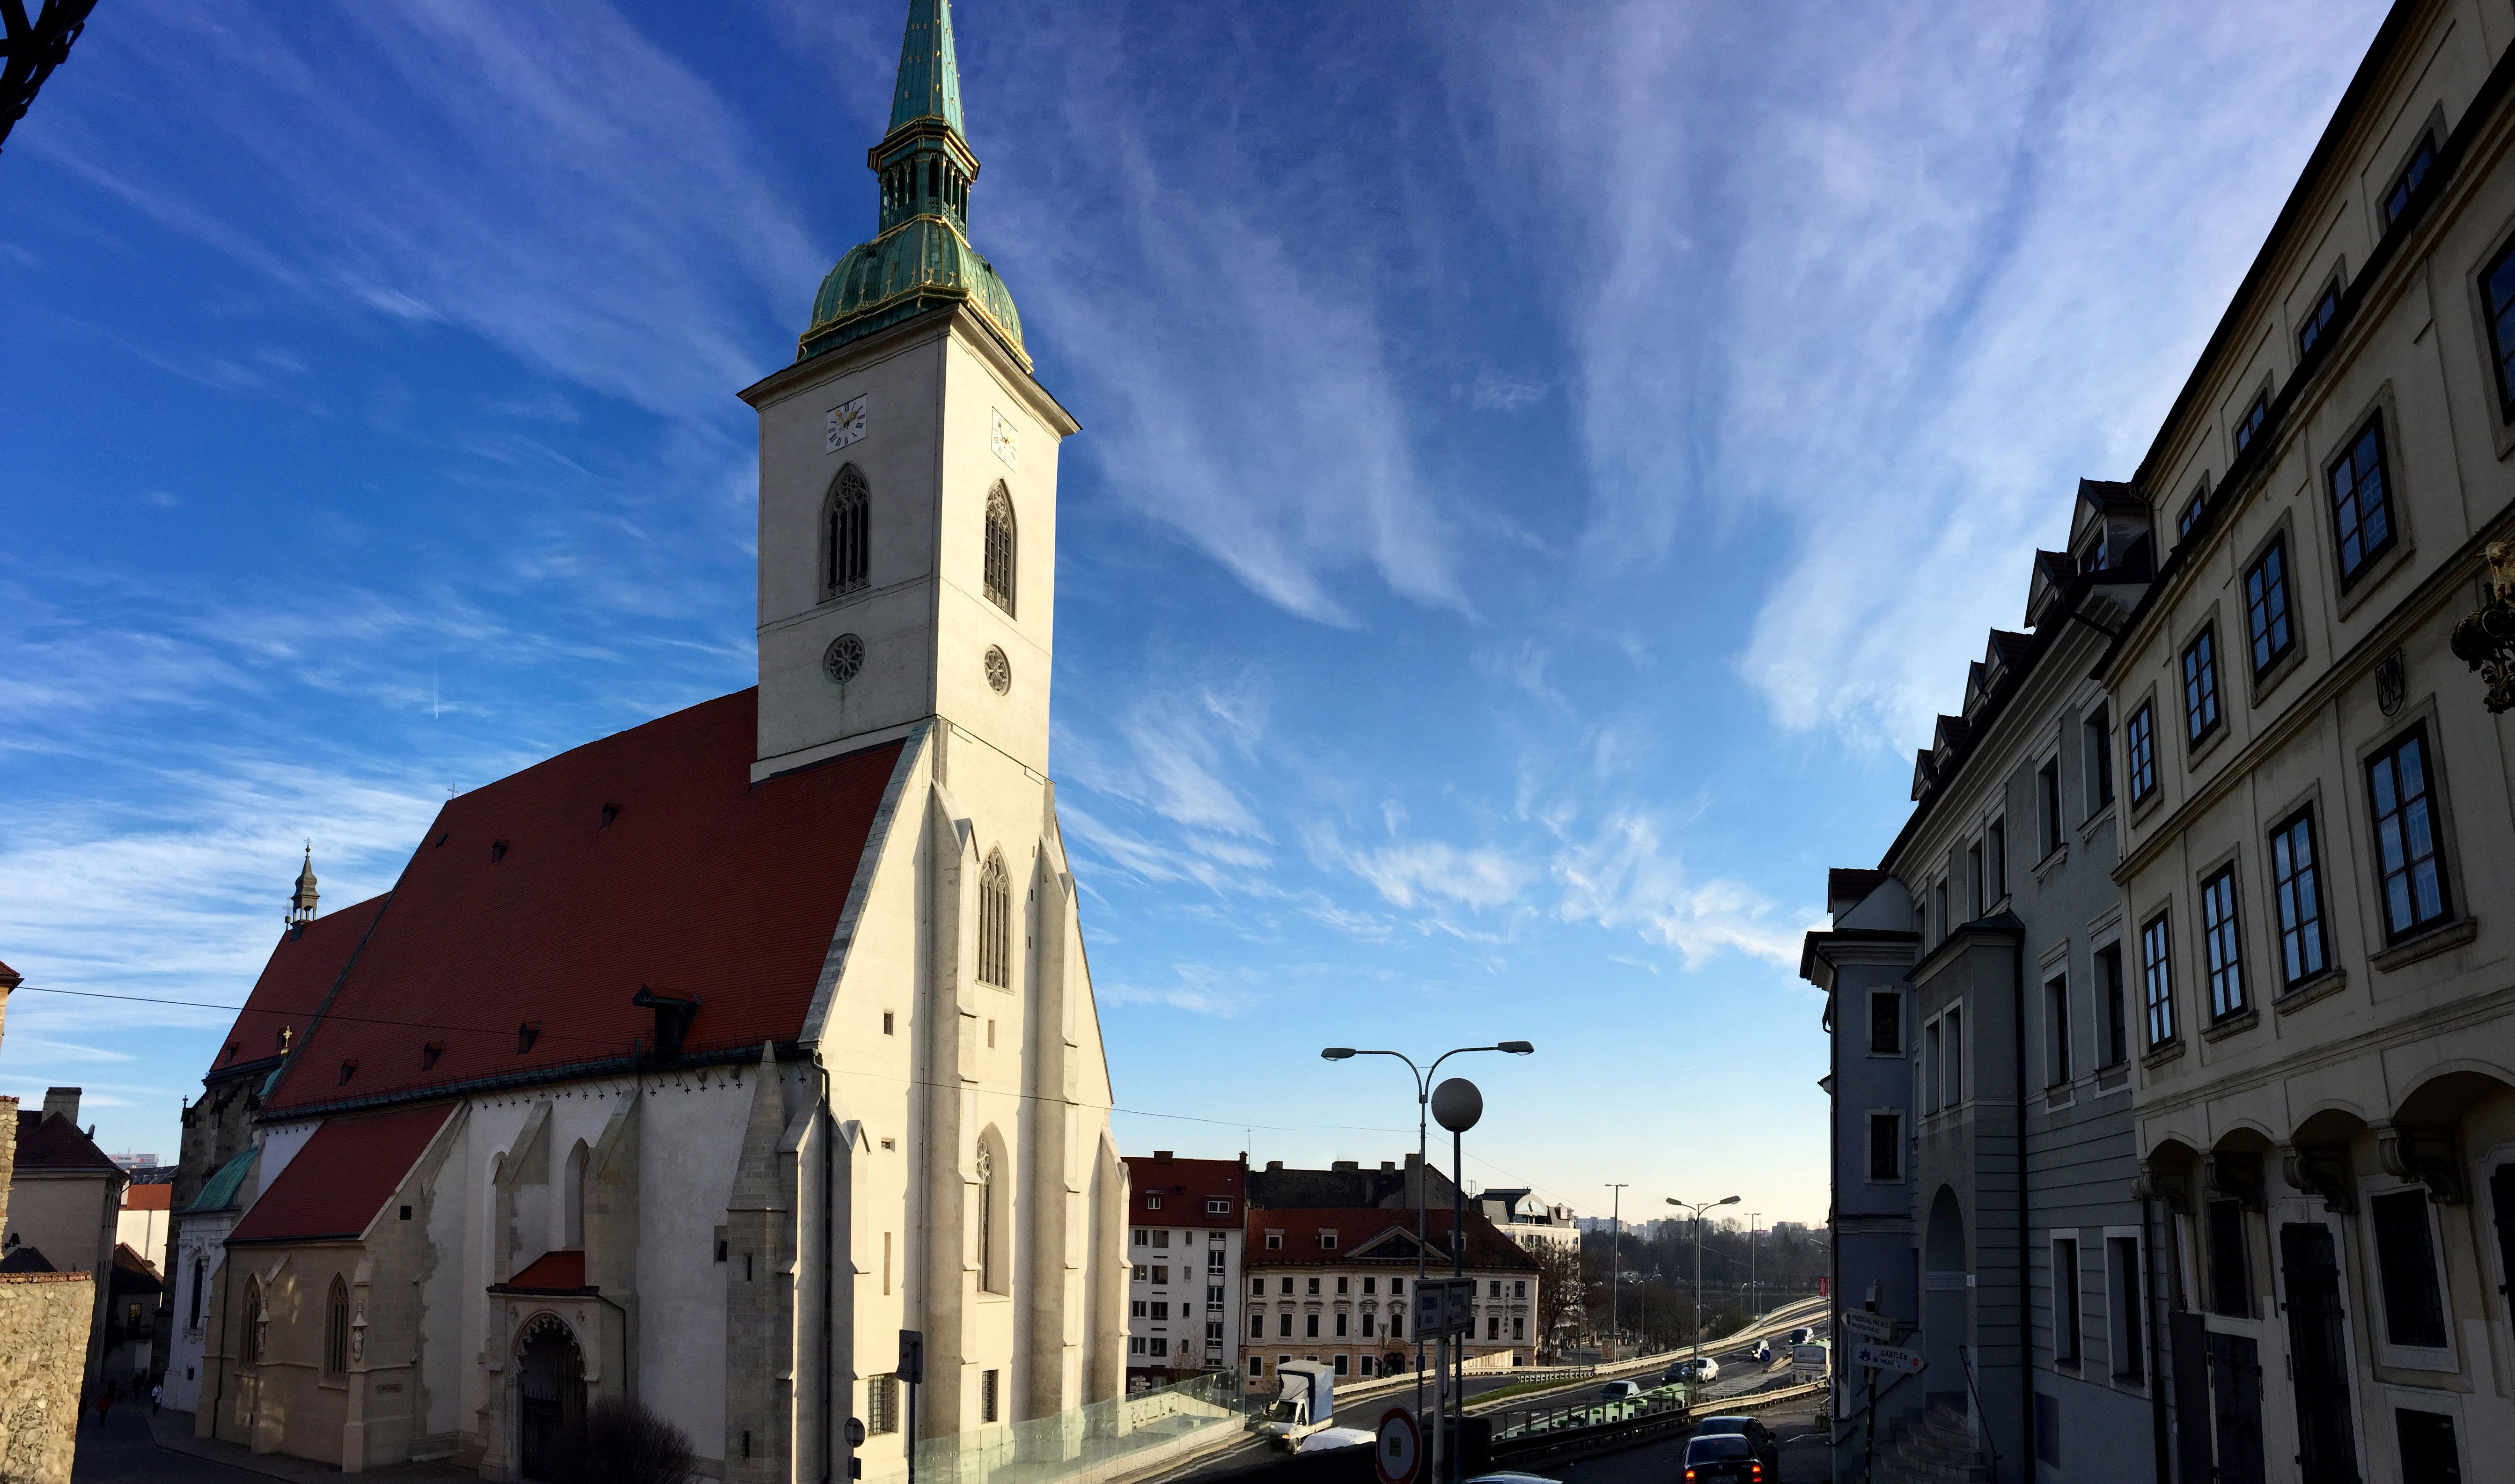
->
[798,0,1025,368]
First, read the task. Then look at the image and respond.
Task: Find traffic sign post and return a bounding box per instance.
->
[1852,1342,1925,1375]
[1839,1309,1893,1344]
[1374,1406,1421,1484]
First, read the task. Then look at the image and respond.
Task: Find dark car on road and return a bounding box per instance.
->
[1690,1416,1780,1474]
[1681,1433,1765,1483]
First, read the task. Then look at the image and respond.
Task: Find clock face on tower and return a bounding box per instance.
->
[826,395,868,453]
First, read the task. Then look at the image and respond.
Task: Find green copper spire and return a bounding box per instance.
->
[796,0,1023,368]
[888,0,965,139]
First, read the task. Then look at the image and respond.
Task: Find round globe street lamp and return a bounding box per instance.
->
[1668,1195,1741,1365]
[1321,1042,1531,1482]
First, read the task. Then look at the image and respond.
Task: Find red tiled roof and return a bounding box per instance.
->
[111,1243,164,1288]
[265,691,904,1112]
[1124,1154,1244,1227]
[230,1105,450,1243]
[1243,1207,1539,1271]
[496,1249,590,1293]
[123,1184,172,1212]
[12,1111,122,1175]
[209,895,388,1078]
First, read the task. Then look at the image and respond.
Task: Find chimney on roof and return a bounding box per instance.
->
[1266,1161,1283,1172]
[288,844,319,927]
[43,1087,78,1124]
[1331,1160,1358,1171]
[1154,1151,1173,1161]
[1381,1161,1395,1170]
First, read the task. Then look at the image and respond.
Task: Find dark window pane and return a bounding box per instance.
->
[2245,540,2293,673]
[2202,869,2244,1018]
[2371,1190,2449,1348]
[2486,240,2515,420]
[2183,630,2219,742]
[2298,284,2341,359]
[2368,731,2451,939]
[2329,419,2395,582]
[2142,916,2176,1047]
[2271,813,2326,984]
[2127,705,2156,800]
[2207,1200,2249,1318]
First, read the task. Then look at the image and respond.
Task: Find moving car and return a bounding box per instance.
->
[1666,1356,1721,1383]
[1786,1327,1814,1347]
[1693,1416,1781,1473]
[1681,1432,1766,1483]
[1747,1340,1772,1364]
[1598,1380,1646,1402]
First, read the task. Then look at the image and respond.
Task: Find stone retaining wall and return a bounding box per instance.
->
[0,1271,97,1484]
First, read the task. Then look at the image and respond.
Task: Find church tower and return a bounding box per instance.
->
[740,0,1076,783]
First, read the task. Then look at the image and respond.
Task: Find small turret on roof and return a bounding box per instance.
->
[288,844,319,927]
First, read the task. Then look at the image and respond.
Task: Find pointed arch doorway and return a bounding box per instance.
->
[517,1315,587,1481]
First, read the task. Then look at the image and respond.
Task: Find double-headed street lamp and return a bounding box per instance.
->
[1668,1195,1740,1361]
[1322,1041,1533,1481]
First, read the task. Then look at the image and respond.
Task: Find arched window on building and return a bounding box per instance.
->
[975,1133,1009,1294]
[983,483,1016,615]
[324,1276,350,1378]
[977,849,1012,989]
[826,464,871,599]
[189,1256,206,1330]
[241,1278,264,1364]
[563,1140,589,1249]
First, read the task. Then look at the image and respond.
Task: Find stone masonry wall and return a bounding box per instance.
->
[0,1271,95,1484]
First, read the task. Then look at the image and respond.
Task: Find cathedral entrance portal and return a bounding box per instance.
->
[517,1317,586,1481]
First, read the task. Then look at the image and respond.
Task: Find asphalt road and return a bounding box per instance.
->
[1542,1414,1832,1484]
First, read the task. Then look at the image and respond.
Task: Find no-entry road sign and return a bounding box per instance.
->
[1374,1406,1420,1484]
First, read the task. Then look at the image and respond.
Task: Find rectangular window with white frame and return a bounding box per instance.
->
[2106,1233,2145,1383]
[2096,942,2128,1069]
[2044,974,2071,1087]
[1923,1018,1941,1114]
[1942,1004,1964,1106]
[2084,703,2114,814]
[1868,1112,1903,1182]
[2053,1236,2082,1366]
[1869,990,1902,1056]
[2200,867,2246,1020]
[2140,912,2176,1047]
[2366,724,2453,941]
[1988,816,2007,900]
[2369,1187,2451,1360]
[2125,702,2157,803]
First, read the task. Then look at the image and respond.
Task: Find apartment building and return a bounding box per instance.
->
[2094,5,2515,1480]
[1124,1153,1245,1389]
[1474,1189,1580,1254]
[1809,480,2160,1482]
[1238,1208,1538,1389]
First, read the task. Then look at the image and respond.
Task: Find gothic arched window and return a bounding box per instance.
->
[975,1134,1009,1294]
[983,483,1016,616]
[978,849,1012,989]
[826,463,871,599]
[324,1276,350,1377]
[241,1278,265,1364]
[189,1257,206,1330]
[563,1140,588,1249]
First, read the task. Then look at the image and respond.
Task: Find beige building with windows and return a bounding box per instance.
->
[1238,1209,1537,1389]
[185,2,1131,1478]
[2084,3,2515,1479]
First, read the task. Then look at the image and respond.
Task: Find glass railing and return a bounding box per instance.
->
[876,1370,1256,1484]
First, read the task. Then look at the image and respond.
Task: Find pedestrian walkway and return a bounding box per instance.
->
[70,1403,478,1483]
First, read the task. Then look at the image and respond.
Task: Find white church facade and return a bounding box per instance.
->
[183,3,1130,1477]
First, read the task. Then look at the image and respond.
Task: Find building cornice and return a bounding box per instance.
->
[1909,913,2023,985]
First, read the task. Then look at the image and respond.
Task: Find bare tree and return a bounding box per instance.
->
[1531,1241,1586,1356]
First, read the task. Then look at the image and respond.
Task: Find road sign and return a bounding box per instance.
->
[1374,1406,1420,1484]
[1840,1310,1894,1343]
[1412,1277,1475,1337]
[1852,1342,1924,1375]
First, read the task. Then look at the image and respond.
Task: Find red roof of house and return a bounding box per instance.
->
[208,895,388,1078]
[12,1111,123,1175]
[264,691,904,1113]
[1243,1207,1540,1271]
[1124,1153,1244,1228]
[496,1249,590,1293]
[122,1184,172,1212]
[230,1104,451,1243]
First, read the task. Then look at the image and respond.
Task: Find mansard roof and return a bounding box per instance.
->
[230,1104,450,1244]
[260,690,907,1117]
[206,894,386,1082]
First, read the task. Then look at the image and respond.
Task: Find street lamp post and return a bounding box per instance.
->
[1321,1041,1533,1478]
[1747,1212,1760,1318]
[1668,1196,1740,1362]
[1604,1184,1627,1359]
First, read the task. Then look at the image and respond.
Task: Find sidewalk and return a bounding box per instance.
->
[70,1406,480,1483]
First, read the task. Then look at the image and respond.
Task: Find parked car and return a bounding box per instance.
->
[1693,1415,1781,1472]
[1598,1380,1645,1402]
[1680,1432,1765,1482]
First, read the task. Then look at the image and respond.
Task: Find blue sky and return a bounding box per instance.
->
[0,0,2376,1223]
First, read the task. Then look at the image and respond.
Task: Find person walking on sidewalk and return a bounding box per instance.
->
[93,1377,115,1428]
[151,1380,163,1414]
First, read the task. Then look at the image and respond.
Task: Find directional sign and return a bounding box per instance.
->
[1412,1277,1476,1337]
[1839,1310,1894,1343]
[1852,1342,1924,1375]
[1374,1406,1420,1484]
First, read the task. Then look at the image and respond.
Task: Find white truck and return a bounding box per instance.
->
[1251,1362,1338,1447]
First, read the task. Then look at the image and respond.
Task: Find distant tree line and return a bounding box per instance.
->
[1549,1220,1829,1355]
